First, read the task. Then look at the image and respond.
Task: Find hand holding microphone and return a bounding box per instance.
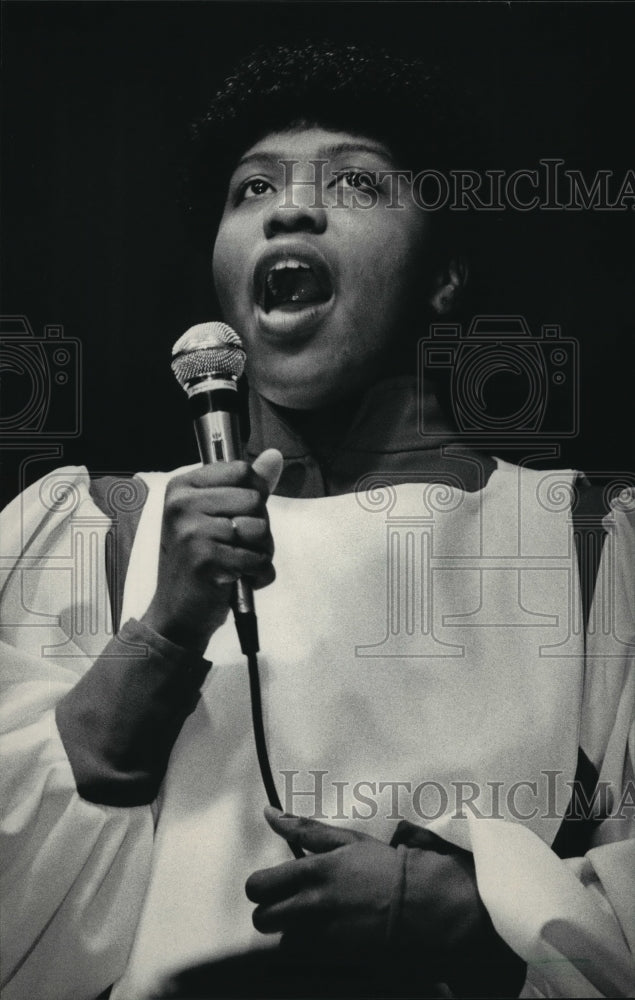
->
[142,322,282,656]
[142,450,282,655]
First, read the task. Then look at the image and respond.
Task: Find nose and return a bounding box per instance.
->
[263,202,328,238]
[263,172,327,238]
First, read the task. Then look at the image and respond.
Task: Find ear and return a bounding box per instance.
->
[429,257,469,315]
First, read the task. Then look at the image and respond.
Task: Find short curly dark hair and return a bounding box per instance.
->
[184,40,487,252]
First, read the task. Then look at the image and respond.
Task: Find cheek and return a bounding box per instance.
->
[211,234,230,304]
[211,222,248,313]
[347,213,429,301]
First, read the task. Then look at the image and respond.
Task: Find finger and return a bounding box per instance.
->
[250,563,276,591]
[264,806,365,853]
[245,857,318,904]
[208,563,275,591]
[165,484,265,522]
[390,820,458,854]
[252,888,326,934]
[252,449,283,496]
[194,487,266,519]
[199,540,273,582]
[207,516,273,555]
[175,461,269,497]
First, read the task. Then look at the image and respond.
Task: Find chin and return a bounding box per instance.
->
[252,356,379,410]
[249,360,328,408]
[258,386,330,410]
[258,376,366,411]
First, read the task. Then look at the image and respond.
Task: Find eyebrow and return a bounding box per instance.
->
[234,141,394,170]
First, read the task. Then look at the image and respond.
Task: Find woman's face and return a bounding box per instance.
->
[212,126,434,409]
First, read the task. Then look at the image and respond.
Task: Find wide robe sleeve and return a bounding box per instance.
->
[0,468,155,1000]
[466,490,635,999]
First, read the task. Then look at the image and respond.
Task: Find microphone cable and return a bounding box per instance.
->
[245,648,304,860]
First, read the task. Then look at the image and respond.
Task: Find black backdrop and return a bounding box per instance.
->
[2,0,634,509]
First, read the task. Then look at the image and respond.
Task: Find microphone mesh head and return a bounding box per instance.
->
[171,322,246,390]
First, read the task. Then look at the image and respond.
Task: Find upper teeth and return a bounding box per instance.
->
[270,259,310,272]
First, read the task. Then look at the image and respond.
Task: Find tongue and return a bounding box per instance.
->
[266,269,329,311]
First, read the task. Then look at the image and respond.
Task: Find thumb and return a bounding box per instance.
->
[252,448,284,496]
[264,805,366,853]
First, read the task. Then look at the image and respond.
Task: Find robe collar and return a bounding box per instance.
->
[245,376,496,497]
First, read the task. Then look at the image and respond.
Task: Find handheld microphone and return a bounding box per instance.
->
[171,321,258,657]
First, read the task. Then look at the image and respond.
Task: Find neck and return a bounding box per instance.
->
[271,391,366,466]
[260,345,429,465]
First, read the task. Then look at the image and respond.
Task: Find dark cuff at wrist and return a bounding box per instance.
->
[56,618,212,807]
[390,823,527,998]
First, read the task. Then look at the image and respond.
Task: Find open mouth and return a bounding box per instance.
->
[258,257,333,314]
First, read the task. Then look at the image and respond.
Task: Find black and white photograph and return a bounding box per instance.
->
[1,2,634,999]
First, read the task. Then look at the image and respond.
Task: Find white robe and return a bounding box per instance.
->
[1,461,633,999]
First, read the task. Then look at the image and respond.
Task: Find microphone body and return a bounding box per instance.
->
[190,387,242,463]
[171,323,258,655]
[190,384,259,653]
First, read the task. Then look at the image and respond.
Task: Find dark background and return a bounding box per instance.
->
[2,0,634,508]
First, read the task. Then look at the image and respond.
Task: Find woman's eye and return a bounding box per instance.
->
[332,170,377,190]
[237,178,273,201]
